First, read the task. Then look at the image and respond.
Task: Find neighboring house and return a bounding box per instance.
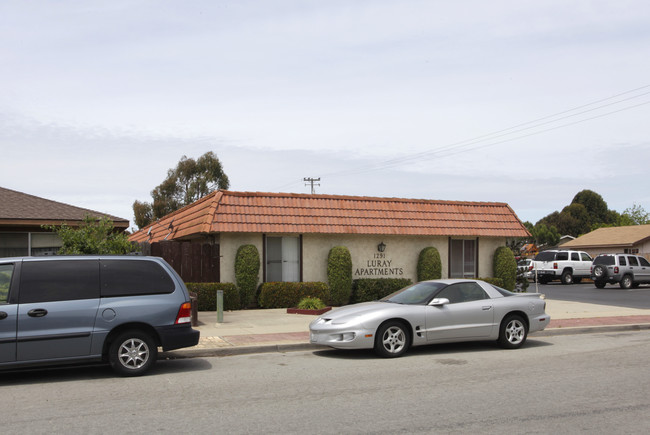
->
[129,190,529,284]
[561,224,650,259]
[0,186,129,257]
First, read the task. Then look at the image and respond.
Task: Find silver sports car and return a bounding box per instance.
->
[310,279,550,357]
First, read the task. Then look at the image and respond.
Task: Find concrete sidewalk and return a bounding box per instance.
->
[162,299,650,359]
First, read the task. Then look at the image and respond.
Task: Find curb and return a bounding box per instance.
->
[162,323,650,360]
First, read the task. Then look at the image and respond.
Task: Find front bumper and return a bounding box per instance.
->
[309,324,376,349]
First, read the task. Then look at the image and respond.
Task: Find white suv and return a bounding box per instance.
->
[533,250,593,285]
[591,253,650,289]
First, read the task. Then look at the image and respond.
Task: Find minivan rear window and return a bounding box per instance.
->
[20,260,100,303]
[100,260,175,297]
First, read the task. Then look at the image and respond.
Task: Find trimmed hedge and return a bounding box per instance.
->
[493,246,517,291]
[185,282,240,311]
[328,246,352,306]
[258,282,330,308]
[235,244,260,308]
[417,247,442,281]
[351,278,413,303]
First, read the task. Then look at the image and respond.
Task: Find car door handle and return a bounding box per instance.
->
[28,308,48,317]
[0,311,7,320]
[482,306,493,311]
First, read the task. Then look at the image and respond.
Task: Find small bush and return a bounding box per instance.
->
[417,247,442,281]
[297,297,326,310]
[185,282,240,311]
[258,282,330,308]
[351,278,413,303]
[328,246,352,305]
[493,246,517,291]
[235,245,260,308]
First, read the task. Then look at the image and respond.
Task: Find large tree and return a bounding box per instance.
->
[133,151,229,228]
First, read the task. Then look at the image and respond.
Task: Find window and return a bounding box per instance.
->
[628,256,639,267]
[100,260,175,296]
[571,252,579,261]
[265,236,301,282]
[0,264,13,303]
[639,257,650,267]
[0,232,62,258]
[556,252,569,261]
[450,239,476,278]
[19,260,100,303]
[435,282,488,304]
[619,256,627,266]
[580,253,592,262]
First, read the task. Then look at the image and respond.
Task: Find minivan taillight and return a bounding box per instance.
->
[175,302,192,324]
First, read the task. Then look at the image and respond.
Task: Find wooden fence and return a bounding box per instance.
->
[138,241,219,283]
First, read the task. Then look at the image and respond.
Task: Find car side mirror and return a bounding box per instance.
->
[429,298,450,306]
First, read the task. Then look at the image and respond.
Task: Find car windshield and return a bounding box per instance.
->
[380,282,446,305]
[594,256,615,266]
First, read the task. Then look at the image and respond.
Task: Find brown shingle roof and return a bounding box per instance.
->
[0,186,129,228]
[562,224,650,249]
[130,190,529,243]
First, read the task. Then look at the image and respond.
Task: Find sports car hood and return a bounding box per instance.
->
[322,302,388,319]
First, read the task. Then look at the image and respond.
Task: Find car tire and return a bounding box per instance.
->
[594,281,606,289]
[561,270,573,285]
[374,321,410,358]
[620,275,633,290]
[498,315,528,349]
[109,330,158,377]
[592,265,607,279]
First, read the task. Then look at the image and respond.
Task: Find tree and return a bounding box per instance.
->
[44,215,138,255]
[133,151,230,228]
[572,190,612,225]
[417,247,442,281]
[620,204,650,225]
[530,223,560,247]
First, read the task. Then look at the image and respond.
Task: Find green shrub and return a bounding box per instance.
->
[477,277,505,288]
[258,282,330,308]
[351,278,413,303]
[327,246,352,305]
[492,246,517,291]
[235,244,260,308]
[185,282,240,311]
[417,247,441,281]
[297,297,326,310]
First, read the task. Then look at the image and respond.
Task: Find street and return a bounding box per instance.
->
[1,330,649,434]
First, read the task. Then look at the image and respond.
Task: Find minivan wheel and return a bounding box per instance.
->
[109,330,158,377]
[620,275,633,290]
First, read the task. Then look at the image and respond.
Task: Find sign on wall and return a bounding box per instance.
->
[353,241,404,278]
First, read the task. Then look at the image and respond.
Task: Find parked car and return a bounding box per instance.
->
[591,253,650,289]
[517,258,535,280]
[309,279,550,357]
[0,256,200,376]
[533,250,593,284]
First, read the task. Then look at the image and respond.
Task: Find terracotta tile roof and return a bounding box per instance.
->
[130,190,529,243]
[0,186,129,228]
[562,224,650,249]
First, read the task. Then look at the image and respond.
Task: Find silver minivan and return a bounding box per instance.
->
[0,256,200,376]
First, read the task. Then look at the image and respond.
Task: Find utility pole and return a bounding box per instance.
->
[303,177,320,194]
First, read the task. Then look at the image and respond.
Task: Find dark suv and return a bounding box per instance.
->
[0,256,200,376]
[591,253,650,289]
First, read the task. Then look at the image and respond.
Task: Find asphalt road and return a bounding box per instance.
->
[2,331,649,434]
[530,281,650,309]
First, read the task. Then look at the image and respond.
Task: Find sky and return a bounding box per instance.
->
[1,0,649,230]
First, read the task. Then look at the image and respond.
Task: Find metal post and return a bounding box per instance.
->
[216,290,223,324]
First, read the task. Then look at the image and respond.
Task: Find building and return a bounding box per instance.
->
[129,190,529,284]
[561,224,650,259]
[0,186,129,257]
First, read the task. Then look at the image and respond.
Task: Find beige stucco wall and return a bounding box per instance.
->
[218,232,507,285]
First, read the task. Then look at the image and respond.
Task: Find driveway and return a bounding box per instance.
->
[531,281,650,309]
